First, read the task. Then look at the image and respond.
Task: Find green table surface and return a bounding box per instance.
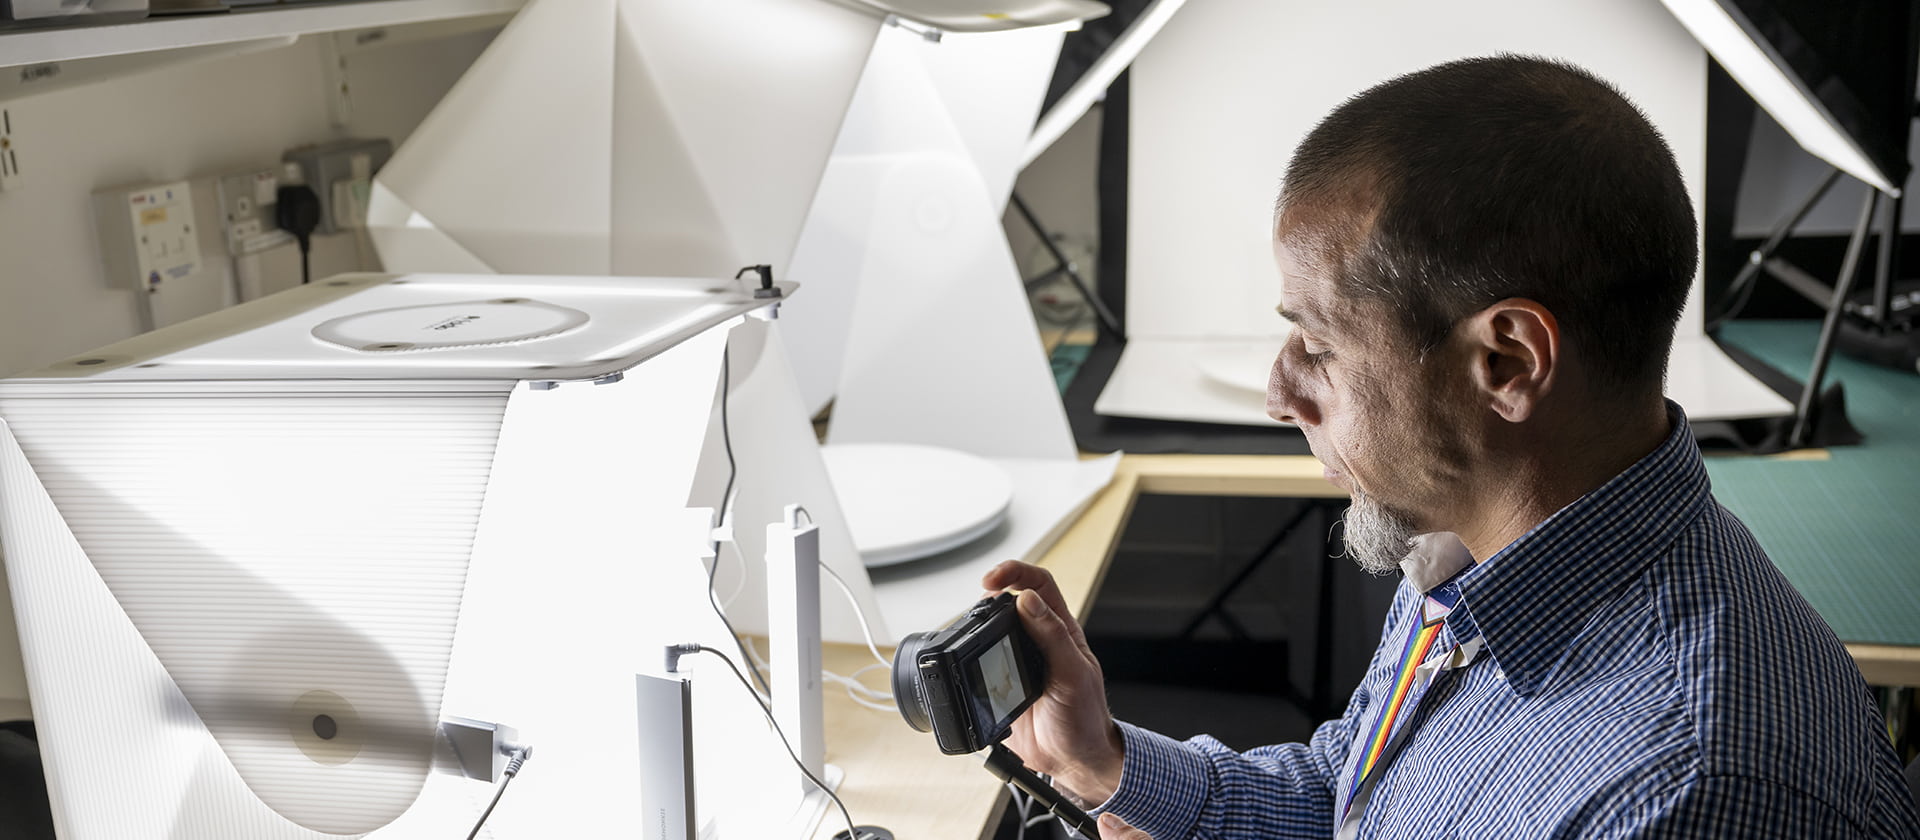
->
[1709,321,1920,647]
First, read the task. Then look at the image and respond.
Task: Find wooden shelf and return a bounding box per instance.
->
[0,0,523,68]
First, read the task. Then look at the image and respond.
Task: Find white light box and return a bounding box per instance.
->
[0,272,785,838]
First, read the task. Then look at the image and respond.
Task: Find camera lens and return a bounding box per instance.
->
[892,631,933,733]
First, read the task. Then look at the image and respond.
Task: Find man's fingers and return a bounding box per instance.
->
[986,561,1092,654]
[982,559,1048,593]
[1098,813,1153,839]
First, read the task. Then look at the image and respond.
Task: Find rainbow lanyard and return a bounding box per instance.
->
[1339,582,1469,822]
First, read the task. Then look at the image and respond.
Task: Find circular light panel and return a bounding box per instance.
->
[311,299,589,352]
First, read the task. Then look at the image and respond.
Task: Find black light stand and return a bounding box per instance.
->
[1707,164,1887,450]
[1788,189,1879,448]
[1010,191,1124,343]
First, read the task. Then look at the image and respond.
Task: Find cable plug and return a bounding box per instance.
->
[501,744,531,778]
[275,185,323,284]
[664,642,703,674]
[737,264,780,299]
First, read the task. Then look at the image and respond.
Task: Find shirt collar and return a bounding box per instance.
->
[1452,401,1710,697]
[1399,532,1475,592]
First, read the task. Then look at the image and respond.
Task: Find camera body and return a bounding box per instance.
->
[893,592,1049,755]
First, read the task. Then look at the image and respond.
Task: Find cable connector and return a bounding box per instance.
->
[502,744,532,777]
[665,642,703,674]
[737,264,780,299]
[275,184,323,285]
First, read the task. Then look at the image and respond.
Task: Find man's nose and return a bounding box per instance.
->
[1266,344,1320,426]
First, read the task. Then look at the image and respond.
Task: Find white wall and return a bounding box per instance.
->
[0,27,496,715]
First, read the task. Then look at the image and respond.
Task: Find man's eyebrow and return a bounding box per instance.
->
[1275,304,1331,333]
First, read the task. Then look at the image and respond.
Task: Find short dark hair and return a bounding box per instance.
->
[1276,55,1696,395]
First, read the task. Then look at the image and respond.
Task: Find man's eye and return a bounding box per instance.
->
[1301,341,1333,362]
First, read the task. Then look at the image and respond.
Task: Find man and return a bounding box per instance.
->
[984,56,1920,838]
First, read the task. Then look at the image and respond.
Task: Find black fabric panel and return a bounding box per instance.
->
[0,722,55,840]
[1704,58,1759,314]
[1097,70,1130,334]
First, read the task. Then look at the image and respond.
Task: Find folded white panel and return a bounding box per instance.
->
[784,24,1064,414]
[370,0,880,280]
[371,0,618,276]
[826,152,1076,460]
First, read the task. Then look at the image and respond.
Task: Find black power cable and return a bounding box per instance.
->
[275,185,323,286]
[678,644,883,840]
[463,745,531,840]
[705,344,774,701]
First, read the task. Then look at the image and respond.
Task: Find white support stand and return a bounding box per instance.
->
[766,504,825,781]
[765,503,845,840]
[636,674,696,840]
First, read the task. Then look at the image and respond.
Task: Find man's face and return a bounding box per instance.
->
[1267,236,1474,573]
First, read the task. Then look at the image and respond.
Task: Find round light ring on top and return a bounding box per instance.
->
[311,298,590,353]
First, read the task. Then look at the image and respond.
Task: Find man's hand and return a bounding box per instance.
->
[981,560,1125,805]
[1098,813,1154,839]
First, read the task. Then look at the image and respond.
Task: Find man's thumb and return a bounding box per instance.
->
[1016,590,1080,659]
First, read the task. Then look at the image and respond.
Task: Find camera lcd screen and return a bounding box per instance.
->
[970,635,1027,729]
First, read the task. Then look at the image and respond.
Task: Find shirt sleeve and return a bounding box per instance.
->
[1091,582,1423,840]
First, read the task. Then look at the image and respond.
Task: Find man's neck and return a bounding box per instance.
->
[1453,398,1671,564]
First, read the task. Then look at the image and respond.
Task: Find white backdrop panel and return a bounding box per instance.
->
[1126,0,1710,341]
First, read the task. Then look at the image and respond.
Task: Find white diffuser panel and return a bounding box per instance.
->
[0,382,511,836]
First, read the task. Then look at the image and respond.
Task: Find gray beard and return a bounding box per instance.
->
[1342,489,1419,576]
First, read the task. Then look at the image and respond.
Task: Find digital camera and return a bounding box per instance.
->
[892,592,1049,755]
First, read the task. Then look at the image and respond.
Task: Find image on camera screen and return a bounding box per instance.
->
[974,635,1026,725]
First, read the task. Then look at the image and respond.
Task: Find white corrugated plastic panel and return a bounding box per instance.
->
[0,381,510,836]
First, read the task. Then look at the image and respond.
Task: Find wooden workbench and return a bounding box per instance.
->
[810,451,1920,840]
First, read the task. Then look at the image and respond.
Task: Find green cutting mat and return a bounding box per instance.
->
[1709,321,1920,647]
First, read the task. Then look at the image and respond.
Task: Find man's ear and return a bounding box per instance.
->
[1460,298,1558,422]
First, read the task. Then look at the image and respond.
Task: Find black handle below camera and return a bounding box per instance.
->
[984,743,1103,839]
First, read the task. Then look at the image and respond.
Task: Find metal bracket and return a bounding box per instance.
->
[439,716,523,782]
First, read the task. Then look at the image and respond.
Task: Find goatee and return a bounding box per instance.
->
[1342,488,1418,575]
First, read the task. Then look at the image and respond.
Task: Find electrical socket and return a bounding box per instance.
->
[0,109,22,193]
[283,138,391,236]
[214,166,295,257]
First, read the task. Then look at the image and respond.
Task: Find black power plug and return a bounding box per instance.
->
[275,185,323,285]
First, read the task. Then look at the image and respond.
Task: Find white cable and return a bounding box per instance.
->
[843,664,892,698]
[718,539,750,611]
[1009,782,1032,840]
[818,558,892,669]
[744,621,899,715]
[822,668,895,709]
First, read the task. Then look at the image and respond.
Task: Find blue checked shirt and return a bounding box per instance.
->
[1095,404,1920,838]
